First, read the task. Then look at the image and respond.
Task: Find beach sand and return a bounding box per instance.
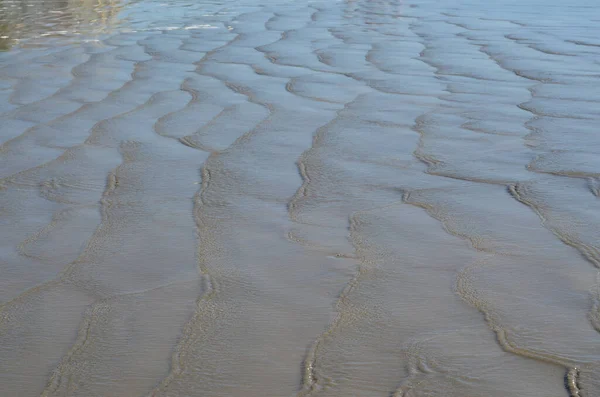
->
[1,0,600,395]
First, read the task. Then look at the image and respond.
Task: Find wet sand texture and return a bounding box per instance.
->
[1,0,600,396]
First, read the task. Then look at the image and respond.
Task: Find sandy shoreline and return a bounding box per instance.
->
[1,0,600,395]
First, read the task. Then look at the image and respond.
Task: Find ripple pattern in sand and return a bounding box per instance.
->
[1,0,600,396]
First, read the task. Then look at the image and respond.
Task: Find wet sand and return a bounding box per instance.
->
[1,0,600,395]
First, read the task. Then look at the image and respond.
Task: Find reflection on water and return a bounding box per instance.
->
[0,0,125,49]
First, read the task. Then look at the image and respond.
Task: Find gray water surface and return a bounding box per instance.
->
[1,0,600,395]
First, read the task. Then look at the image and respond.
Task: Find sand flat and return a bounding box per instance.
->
[1,0,600,396]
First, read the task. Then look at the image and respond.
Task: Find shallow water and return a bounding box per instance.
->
[1,0,600,395]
